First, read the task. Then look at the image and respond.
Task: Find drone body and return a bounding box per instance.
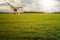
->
[7,2,25,13]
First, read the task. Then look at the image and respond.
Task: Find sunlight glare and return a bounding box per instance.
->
[37,0,56,12]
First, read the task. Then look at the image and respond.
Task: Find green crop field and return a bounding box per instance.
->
[0,13,60,40]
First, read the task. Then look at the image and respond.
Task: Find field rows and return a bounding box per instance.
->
[0,13,60,40]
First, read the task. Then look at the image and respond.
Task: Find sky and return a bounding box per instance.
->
[0,0,60,12]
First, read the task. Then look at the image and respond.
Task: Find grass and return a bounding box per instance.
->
[0,13,60,40]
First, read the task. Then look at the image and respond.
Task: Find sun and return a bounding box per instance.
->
[37,0,56,12]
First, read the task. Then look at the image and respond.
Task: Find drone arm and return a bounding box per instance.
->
[17,5,25,9]
[7,2,14,8]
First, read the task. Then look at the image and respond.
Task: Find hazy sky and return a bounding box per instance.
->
[0,0,60,12]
